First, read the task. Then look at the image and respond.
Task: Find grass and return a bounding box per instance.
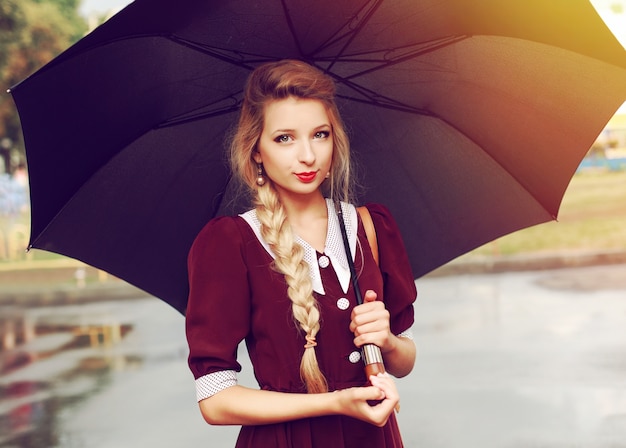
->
[463,170,626,258]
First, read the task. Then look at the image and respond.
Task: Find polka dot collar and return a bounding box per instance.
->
[239,199,357,295]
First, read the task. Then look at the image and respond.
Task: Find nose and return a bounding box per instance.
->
[298,140,316,165]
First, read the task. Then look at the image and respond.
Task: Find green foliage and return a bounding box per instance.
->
[0,1,26,75]
[31,0,87,41]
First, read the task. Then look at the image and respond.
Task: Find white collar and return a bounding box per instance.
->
[240,199,357,295]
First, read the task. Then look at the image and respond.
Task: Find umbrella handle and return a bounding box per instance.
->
[334,201,387,377]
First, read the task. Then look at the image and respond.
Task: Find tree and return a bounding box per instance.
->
[31,0,87,41]
[0,0,86,173]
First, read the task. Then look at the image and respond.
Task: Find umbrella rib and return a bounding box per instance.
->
[322,0,383,72]
[279,0,306,57]
[278,0,382,66]
[169,33,465,84]
[336,93,431,116]
[339,84,556,216]
[157,101,241,128]
[425,111,557,218]
[168,35,260,70]
[169,35,327,67]
[337,36,468,80]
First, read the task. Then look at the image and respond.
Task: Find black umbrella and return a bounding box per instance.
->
[9,0,626,314]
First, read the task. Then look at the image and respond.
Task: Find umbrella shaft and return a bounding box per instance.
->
[334,201,364,304]
[334,201,388,376]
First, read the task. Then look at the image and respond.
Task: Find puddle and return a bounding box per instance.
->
[0,308,138,447]
[0,353,144,447]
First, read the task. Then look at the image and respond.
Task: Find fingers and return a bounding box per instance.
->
[369,372,400,414]
[350,298,388,332]
[351,327,390,349]
[352,290,378,322]
[350,290,393,350]
[350,306,391,348]
[338,384,396,427]
[355,383,387,402]
[368,373,398,401]
[352,319,389,336]
[352,330,390,350]
[363,289,378,303]
[358,373,400,426]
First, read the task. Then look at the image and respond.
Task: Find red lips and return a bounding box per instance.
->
[295,172,317,183]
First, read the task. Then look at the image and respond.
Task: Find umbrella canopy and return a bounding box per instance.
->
[10,0,626,314]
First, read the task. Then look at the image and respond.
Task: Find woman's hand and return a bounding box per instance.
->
[349,289,417,378]
[335,373,399,427]
[349,290,393,352]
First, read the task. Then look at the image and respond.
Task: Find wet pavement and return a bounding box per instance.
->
[0,263,625,447]
[400,263,626,448]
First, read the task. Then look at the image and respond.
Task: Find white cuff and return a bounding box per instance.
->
[396,328,414,341]
[195,370,238,401]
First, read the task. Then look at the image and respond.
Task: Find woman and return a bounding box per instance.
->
[186,59,417,447]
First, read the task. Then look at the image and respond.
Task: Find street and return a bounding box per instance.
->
[1,264,625,447]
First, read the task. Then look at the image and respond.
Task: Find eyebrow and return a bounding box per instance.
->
[270,124,331,134]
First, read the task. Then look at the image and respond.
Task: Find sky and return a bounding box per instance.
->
[590,0,626,48]
[78,0,132,17]
[590,0,626,114]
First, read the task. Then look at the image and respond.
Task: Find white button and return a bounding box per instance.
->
[348,351,361,363]
[336,298,350,310]
[318,255,330,268]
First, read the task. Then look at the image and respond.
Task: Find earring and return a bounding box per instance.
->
[256,163,266,186]
[325,171,330,179]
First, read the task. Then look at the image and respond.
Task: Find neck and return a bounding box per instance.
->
[278,191,327,225]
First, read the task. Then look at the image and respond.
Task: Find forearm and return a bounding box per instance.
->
[381,334,416,378]
[199,381,398,428]
[199,385,339,426]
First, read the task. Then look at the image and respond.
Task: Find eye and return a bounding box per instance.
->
[314,130,330,139]
[274,134,292,143]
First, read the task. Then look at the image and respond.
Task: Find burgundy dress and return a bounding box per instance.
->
[186,203,417,448]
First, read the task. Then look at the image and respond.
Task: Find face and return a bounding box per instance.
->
[254,97,333,201]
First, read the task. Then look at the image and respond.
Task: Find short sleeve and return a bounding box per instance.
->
[365,203,417,335]
[186,216,251,381]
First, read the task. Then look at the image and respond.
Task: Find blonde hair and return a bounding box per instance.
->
[229,60,352,393]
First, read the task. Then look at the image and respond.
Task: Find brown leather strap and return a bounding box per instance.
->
[357,206,379,267]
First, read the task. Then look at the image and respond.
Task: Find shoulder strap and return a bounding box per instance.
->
[357,206,379,267]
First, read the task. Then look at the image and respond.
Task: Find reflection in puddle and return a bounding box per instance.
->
[0,311,139,447]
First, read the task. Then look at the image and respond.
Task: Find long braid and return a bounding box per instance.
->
[255,186,328,393]
[229,60,353,393]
